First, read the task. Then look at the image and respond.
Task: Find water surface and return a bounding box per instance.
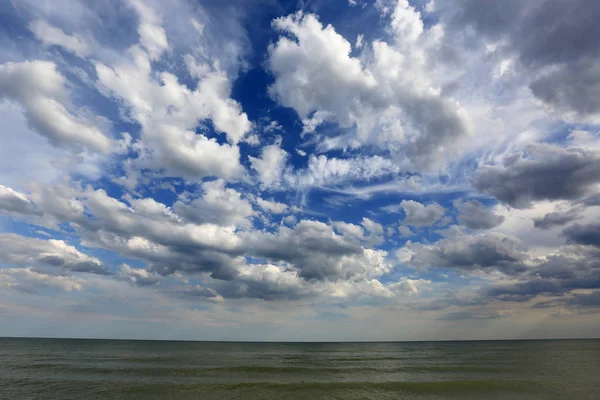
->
[1,338,599,399]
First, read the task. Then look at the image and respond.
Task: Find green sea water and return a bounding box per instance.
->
[1,338,598,399]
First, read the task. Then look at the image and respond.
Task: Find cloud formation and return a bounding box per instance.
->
[1,0,600,340]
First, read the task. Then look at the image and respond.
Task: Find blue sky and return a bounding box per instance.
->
[1,0,600,341]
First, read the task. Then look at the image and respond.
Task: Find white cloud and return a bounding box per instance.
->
[333,221,366,241]
[256,197,289,214]
[29,20,90,57]
[268,10,468,169]
[138,23,168,60]
[361,217,384,236]
[0,61,112,153]
[95,6,251,181]
[0,267,84,293]
[288,155,400,188]
[249,140,289,188]
[173,179,255,227]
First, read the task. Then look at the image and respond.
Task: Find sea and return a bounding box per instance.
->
[0,338,598,399]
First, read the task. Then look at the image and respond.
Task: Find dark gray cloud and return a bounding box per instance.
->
[533,209,581,230]
[530,59,600,119]
[212,271,315,301]
[563,222,600,247]
[484,246,600,302]
[244,220,389,282]
[474,144,600,208]
[456,200,504,230]
[581,193,600,206]
[532,291,600,310]
[442,0,600,119]
[402,232,527,276]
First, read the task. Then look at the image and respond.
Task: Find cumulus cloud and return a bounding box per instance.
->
[401,231,528,276]
[173,180,255,227]
[94,3,252,181]
[0,185,42,216]
[249,140,288,188]
[3,0,600,335]
[267,9,468,168]
[563,221,600,247]
[96,48,248,180]
[117,264,161,286]
[255,198,289,214]
[244,220,392,281]
[0,61,112,153]
[456,200,504,230]
[482,245,600,302]
[13,181,395,297]
[534,209,582,230]
[399,200,445,227]
[439,0,600,122]
[474,144,600,208]
[0,233,106,275]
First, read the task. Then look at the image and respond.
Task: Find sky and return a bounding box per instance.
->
[0,0,600,341]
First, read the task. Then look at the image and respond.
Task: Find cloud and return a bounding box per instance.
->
[401,231,528,275]
[361,217,384,237]
[456,200,504,230]
[249,140,289,188]
[398,225,414,237]
[483,245,600,302]
[474,143,600,208]
[29,20,90,57]
[267,9,468,168]
[563,222,600,247]
[17,181,394,294]
[2,0,600,337]
[173,180,255,227]
[439,0,600,122]
[94,3,252,181]
[530,60,600,123]
[334,221,365,241]
[400,200,445,227]
[0,267,84,293]
[244,220,391,282]
[288,155,401,188]
[439,310,511,321]
[96,47,247,180]
[255,198,289,214]
[117,264,161,286]
[0,233,106,275]
[387,277,431,296]
[544,291,600,309]
[0,185,42,216]
[0,61,112,153]
[534,209,582,230]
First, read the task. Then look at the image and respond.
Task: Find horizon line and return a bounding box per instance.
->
[2,335,599,344]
